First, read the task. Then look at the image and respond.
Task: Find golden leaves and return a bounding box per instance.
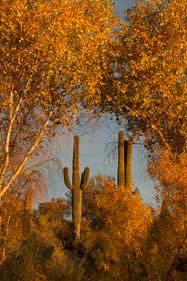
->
[110,0,187,154]
[0,0,119,114]
[94,180,152,252]
[0,0,119,198]
[149,149,187,234]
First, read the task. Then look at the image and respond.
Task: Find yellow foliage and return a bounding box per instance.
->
[83,178,152,273]
[102,0,187,154]
[0,0,119,197]
[95,181,152,251]
[0,0,119,110]
[150,150,187,228]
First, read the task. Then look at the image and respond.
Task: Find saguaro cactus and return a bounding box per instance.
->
[63,135,90,240]
[118,131,125,188]
[23,189,33,236]
[118,131,133,189]
[124,140,133,188]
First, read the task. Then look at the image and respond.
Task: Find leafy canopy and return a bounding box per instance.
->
[0,0,119,197]
[101,0,187,154]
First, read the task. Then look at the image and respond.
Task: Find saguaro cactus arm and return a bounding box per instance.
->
[81,167,90,190]
[63,167,72,190]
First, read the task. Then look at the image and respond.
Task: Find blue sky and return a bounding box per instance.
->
[42,0,156,207]
[115,0,135,19]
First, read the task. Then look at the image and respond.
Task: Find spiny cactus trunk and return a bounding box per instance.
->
[118,131,133,189]
[64,135,90,240]
[72,136,81,240]
[23,189,33,236]
[124,140,133,189]
[118,131,125,188]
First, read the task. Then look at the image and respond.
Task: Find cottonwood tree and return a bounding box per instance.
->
[0,0,119,199]
[140,150,187,280]
[0,169,47,263]
[100,0,187,156]
[82,177,152,279]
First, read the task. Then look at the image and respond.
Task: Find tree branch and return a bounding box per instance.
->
[0,111,53,199]
[122,104,171,154]
[0,91,23,184]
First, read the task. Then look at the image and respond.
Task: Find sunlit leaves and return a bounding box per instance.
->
[103,0,187,154]
[83,178,152,272]
[0,0,118,111]
[0,0,118,196]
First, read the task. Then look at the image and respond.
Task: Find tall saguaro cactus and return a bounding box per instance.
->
[23,189,33,236]
[124,140,133,188]
[63,136,90,240]
[118,131,125,188]
[118,131,133,189]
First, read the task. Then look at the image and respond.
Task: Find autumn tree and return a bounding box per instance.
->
[135,150,187,280]
[0,0,119,199]
[38,198,68,235]
[99,2,187,277]
[99,0,187,156]
[82,177,152,280]
[0,194,23,264]
[0,169,47,264]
